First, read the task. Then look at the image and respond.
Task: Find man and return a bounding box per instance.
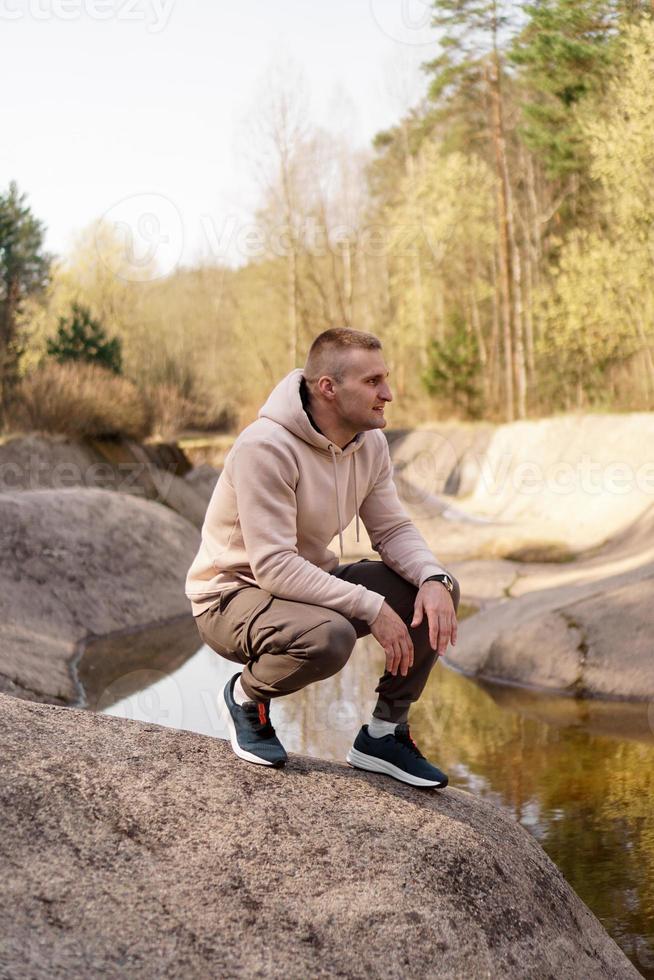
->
[186,328,460,788]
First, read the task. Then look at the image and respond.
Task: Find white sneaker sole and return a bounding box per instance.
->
[346,746,446,788]
[220,686,278,767]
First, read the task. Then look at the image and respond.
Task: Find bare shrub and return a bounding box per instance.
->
[10,361,151,440]
[143,384,197,441]
[185,401,236,434]
[143,383,236,440]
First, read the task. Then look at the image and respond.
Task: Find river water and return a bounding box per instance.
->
[102,636,654,977]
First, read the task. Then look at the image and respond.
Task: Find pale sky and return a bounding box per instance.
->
[1,0,440,269]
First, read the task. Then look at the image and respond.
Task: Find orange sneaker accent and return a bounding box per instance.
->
[258,703,267,725]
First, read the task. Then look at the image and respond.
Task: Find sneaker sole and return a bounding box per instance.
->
[346,746,446,788]
[220,687,286,768]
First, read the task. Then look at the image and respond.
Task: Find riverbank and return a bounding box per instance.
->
[3,414,654,704]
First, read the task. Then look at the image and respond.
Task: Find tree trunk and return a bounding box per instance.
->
[489,254,501,414]
[358,249,374,333]
[342,239,353,327]
[469,283,487,366]
[287,245,298,370]
[523,149,541,387]
[403,130,427,367]
[485,54,514,422]
[511,237,527,418]
[633,310,654,406]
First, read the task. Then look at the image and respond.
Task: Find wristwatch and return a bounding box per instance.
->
[423,573,454,594]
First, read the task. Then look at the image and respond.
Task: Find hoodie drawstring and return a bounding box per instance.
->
[353,452,360,544]
[328,444,345,558]
[329,443,360,558]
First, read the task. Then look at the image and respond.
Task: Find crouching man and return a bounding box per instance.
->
[185,328,459,788]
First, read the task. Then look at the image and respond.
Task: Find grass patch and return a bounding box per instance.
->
[503,542,576,563]
[457,601,480,621]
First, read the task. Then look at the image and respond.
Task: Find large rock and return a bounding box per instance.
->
[0,488,200,707]
[354,414,654,565]
[182,462,220,501]
[387,423,494,499]
[447,552,654,698]
[0,434,209,527]
[0,693,638,980]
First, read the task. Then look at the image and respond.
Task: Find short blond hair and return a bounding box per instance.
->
[304,328,382,385]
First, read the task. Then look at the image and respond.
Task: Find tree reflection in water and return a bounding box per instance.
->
[276,639,654,978]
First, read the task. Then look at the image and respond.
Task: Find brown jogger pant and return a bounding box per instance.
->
[194,560,460,725]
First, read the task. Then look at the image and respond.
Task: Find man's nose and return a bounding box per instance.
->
[380,383,393,402]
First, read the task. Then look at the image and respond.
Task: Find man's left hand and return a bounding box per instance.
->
[411,581,458,655]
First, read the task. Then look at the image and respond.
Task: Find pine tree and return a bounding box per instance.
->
[422,311,484,418]
[424,0,523,420]
[509,0,621,181]
[47,302,122,375]
[0,181,50,424]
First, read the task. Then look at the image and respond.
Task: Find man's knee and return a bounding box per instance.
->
[305,616,357,675]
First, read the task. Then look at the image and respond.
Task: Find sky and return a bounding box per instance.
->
[1,0,441,270]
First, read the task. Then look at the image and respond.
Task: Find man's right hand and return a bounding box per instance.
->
[370,601,414,677]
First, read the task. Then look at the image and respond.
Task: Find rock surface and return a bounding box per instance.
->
[446,503,654,698]
[0,434,210,528]
[0,693,639,980]
[183,462,220,500]
[361,414,654,563]
[0,488,200,706]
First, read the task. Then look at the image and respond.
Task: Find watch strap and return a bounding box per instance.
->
[423,573,454,592]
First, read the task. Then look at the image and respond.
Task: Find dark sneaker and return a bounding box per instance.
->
[346,723,448,789]
[220,673,287,768]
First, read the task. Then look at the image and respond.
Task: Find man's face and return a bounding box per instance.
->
[332,349,393,433]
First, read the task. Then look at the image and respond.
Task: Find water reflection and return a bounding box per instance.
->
[103,635,654,977]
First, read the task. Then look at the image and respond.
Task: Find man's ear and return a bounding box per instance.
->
[317,376,337,399]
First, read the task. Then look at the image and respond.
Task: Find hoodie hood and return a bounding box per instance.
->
[258,368,364,555]
[258,368,364,457]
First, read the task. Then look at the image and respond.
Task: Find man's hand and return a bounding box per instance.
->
[411,581,458,656]
[370,601,414,677]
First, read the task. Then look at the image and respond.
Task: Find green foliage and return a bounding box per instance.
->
[583,18,654,234]
[0,181,51,421]
[422,313,484,419]
[426,0,517,83]
[510,0,620,179]
[47,301,122,375]
[383,143,495,410]
[0,181,50,309]
[540,20,654,407]
[422,0,516,152]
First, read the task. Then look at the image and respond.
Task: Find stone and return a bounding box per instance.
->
[0,488,200,706]
[0,434,209,528]
[0,693,639,980]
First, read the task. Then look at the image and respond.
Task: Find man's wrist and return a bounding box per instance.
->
[422,573,454,594]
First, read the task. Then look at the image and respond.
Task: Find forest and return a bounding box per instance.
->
[2,0,654,438]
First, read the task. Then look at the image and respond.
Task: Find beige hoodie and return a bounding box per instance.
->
[185,369,447,624]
